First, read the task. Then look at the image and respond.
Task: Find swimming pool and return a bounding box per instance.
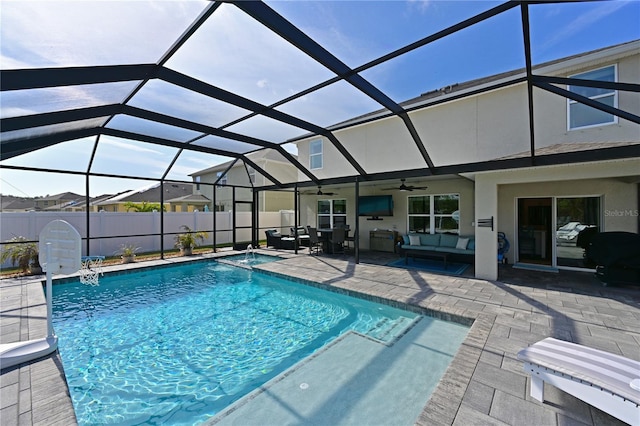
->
[52,261,436,425]
[217,253,281,267]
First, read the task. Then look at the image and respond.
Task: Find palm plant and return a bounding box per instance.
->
[174,225,209,255]
[117,243,140,263]
[1,236,39,273]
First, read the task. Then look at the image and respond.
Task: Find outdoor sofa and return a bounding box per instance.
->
[398,232,475,264]
[264,229,296,250]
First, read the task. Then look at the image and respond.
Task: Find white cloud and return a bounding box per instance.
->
[539,2,630,51]
[0,1,207,68]
[407,0,433,15]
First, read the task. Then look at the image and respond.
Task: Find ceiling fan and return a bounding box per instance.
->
[314,186,337,196]
[300,186,338,196]
[383,179,428,192]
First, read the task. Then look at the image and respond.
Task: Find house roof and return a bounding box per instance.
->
[96,183,195,205]
[166,193,211,203]
[190,150,297,177]
[1,1,638,193]
[499,141,640,160]
[35,192,84,201]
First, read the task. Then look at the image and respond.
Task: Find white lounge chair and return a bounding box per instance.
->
[517,337,640,425]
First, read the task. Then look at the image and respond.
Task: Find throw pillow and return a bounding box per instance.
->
[409,235,421,246]
[456,237,469,249]
[402,235,410,245]
[467,239,476,250]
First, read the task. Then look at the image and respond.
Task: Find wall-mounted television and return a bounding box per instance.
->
[358,195,393,218]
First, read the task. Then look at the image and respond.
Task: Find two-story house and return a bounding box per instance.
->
[294,40,640,280]
[191,150,298,212]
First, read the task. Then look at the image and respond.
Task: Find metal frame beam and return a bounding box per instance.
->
[0,64,157,91]
[232,1,434,171]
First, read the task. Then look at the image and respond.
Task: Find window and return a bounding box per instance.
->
[247,166,256,184]
[310,139,323,170]
[568,65,617,130]
[408,194,459,234]
[195,176,201,191]
[216,171,227,186]
[317,199,346,229]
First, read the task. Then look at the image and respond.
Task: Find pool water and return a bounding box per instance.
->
[52,262,423,425]
[218,253,281,267]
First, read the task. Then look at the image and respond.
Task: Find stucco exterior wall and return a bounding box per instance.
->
[298,177,475,250]
[409,85,531,165]
[533,54,640,146]
[475,158,640,279]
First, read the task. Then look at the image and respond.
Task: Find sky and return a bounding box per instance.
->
[1,0,638,198]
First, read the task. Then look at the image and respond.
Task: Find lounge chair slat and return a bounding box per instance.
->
[518,338,640,425]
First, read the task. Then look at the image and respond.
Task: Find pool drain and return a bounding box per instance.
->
[299,383,309,390]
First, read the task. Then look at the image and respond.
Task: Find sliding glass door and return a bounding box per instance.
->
[517,196,601,270]
[555,197,600,268]
[517,198,553,266]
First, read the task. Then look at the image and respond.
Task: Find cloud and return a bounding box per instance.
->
[539,2,630,52]
[407,0,433,15]
[0,1,207,68]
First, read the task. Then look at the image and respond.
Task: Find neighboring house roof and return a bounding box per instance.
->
[166,193,211,203]
[191,150,298,177]
[1,198,37,211]
[35,192,83,201]
[96,183,195,205]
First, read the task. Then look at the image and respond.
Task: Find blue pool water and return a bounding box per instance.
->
[52,262,426,425]
[218,253,281,266]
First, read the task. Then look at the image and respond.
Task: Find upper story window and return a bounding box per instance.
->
[247,166,256,184]
[310,139,323,170]
[216,171,227,187]
[195,176,201,191]
[568,65,617,130]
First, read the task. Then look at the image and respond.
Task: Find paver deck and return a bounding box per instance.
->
[2,250,639,425]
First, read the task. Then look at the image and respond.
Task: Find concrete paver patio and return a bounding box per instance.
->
[1,250,639,425]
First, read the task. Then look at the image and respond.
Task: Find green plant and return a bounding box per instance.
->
[1,236,39,273]
[174,225,209,250]
[124,201,165,212]
[117,243,140,257]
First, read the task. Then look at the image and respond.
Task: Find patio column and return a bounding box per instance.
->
[475,176,498,280]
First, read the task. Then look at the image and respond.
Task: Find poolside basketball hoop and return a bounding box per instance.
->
[1,220,81,370]
[79,256,104,286]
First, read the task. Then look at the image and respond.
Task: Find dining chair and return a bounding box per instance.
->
[307,227,322,255]
[329,227,345,255]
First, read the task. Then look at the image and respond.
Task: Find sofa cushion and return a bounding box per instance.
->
[440,233,458,248]
[409,235,422,246]
[456,237,469,249]
[467,238,476,250]
[402,235,410,245]
[419,233,440,246]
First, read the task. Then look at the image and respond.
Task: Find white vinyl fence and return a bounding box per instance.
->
[0,210,295,268]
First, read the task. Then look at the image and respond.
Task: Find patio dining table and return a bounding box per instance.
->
[317,228,349,254]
